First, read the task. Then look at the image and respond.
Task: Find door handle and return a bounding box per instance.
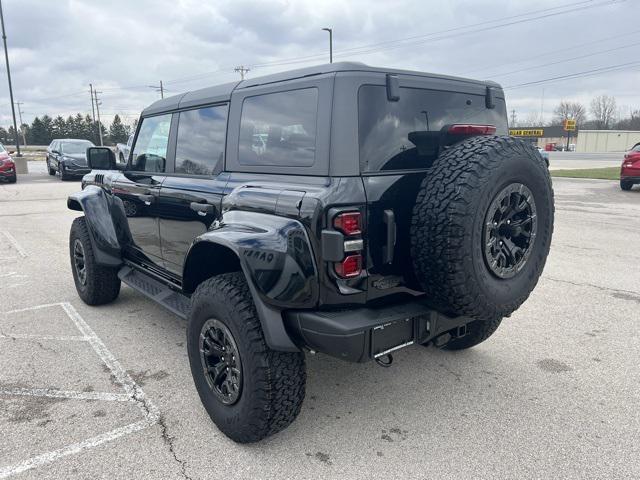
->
[190,202,214,217]
[139,194,154,206]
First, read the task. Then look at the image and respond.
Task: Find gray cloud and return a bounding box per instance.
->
[0,0,638,128]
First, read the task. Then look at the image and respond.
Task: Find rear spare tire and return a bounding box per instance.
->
[410,136,554,321]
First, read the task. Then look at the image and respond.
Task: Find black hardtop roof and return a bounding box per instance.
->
[142,62,502,116]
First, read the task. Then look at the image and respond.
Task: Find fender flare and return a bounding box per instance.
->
[183,211,319,352]
[67,186,125,267]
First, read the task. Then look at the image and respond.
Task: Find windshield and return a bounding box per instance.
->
[62,141,93,155]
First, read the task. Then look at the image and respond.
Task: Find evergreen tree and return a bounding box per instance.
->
[40,115,54,144]
[53,116,67,138]
[84,115,97,144]
[0,127,7,144]
[109,114,128,144]
[28,117,48,145]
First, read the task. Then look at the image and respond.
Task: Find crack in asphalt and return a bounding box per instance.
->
[546,276,640,297]
[158,415,191,480]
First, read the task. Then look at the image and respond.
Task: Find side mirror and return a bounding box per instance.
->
[51,150,60,155]
[87,147,117,170]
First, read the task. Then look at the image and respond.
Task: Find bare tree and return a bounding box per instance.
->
[590,95,617,129]
[552,101,587,126]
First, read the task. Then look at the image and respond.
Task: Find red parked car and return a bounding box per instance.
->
[621,142,640,191]
[0,143,17,183]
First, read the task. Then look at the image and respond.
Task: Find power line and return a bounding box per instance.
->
[247,0,624,68]
[490,40,640,79]
[459,28,640,76]
[504,60,640,89]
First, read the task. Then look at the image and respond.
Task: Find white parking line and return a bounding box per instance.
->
[1,232,27,258]
[0,387,132,403]
[0,302,160,479]
[0,333,89,341]
[0,420,152,479]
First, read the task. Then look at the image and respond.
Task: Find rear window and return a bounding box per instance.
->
[238,88,318,167]
[358,85,507,172]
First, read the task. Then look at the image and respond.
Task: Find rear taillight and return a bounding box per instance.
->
[333,212,362,236]
[335,254,362,278]
[448,124,496,136]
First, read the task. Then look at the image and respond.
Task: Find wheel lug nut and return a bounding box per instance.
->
[221,357,224,361]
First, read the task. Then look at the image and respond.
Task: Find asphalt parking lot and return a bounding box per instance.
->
[1,167,639,479]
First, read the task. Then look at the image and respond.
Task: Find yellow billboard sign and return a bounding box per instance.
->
[509,129,544,137]
[564,119,576,131]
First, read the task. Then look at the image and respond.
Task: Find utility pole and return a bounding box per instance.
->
[89,83,96,126]
[0,0,20,156]
[93,89,104,146]
[510,109,517,126]
[322,27,333,63]
[234,66,250,80]
[15,101,26,146]
[147,80,164,98]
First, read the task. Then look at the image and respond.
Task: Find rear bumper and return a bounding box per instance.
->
[284,302,471,362]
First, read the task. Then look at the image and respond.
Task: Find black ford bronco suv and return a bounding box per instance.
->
[67,62,554,443]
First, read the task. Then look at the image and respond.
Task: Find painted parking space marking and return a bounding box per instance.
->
[1,232,27,258]
[0,387,132,403]
[0,302,160,479]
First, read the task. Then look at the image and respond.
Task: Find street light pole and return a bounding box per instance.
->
[0,0,21,156]
[322,27,333,63]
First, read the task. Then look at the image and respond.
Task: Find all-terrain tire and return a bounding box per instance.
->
[443,317,503,350]
[187,272,306,443]
[620,180,633,191]
[69,216,121,305]
[410,136,554,321]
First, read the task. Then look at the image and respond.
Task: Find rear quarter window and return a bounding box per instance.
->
[238,88,318,167]
[358,85,507,172]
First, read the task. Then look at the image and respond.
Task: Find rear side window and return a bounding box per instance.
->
[358,86,507,172]
[632,143,640,152]
[238,88,318,167]
[175,105,228,175]
[131,114,172,173]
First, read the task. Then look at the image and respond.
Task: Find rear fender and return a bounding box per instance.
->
[184,210,319,351]
[67,185,127,266]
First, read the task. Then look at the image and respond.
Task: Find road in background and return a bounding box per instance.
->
[1,169,639,479]
[548,152,622,170]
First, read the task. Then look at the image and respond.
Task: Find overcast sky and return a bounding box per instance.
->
[0,0,638,128]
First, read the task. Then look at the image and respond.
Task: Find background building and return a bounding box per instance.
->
[575,130,640,153]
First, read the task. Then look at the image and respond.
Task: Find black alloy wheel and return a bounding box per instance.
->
[483,182,537,279]
[73,238,87,286]
[199,319,242,405]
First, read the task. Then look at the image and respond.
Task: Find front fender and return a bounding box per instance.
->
[190,210,318,309]
[67,185,125,266]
